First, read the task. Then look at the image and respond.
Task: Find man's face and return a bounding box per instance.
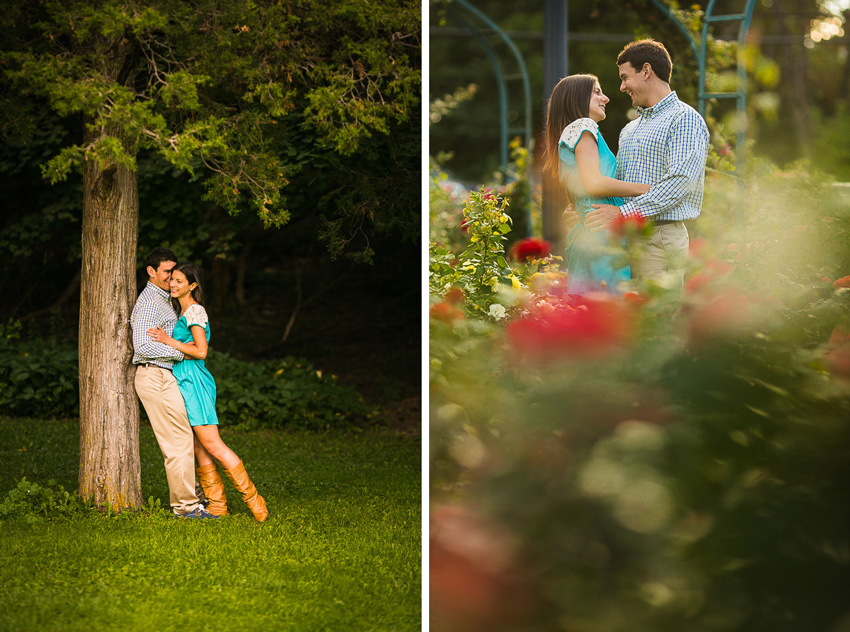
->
[148,260,176,291]
[618,61,649,108]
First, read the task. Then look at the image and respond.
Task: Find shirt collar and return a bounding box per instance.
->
[637,91,678,117]
[146,280,171,300]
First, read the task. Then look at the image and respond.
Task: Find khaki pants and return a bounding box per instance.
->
[135,364,199,514]
[633,221,689,290]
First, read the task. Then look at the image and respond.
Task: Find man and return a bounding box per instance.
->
[131,247,213,519]
[585,39,710,288]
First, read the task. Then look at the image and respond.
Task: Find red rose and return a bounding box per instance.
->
[510,237,551,262]
[623,291,648,307]
[444,288,465,305]
[609,215,648,238]
[430,302,464,325]
[833,275,850,289]
[685,258,733,295]
[507,296,631,361]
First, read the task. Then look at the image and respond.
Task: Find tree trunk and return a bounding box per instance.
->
[78,131,142,511]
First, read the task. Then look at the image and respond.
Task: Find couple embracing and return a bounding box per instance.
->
[544,38,710,294]
[131,247,269,521]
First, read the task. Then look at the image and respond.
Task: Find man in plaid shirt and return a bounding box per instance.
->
[131,247,213,519]
[586,39,709,288]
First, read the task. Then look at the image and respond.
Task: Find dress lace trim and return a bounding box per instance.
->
[559,118,599,151]
[183,303,208,329]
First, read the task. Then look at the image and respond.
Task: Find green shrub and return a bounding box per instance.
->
[0,324,371,429]
[0,321,79,419]
[205,351,372,430]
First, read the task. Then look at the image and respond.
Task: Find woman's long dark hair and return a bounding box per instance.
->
[172,261,205,311]
[542,74,598,177]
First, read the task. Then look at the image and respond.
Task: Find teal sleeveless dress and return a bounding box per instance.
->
[558,118,631,294]
[172,304,219,427]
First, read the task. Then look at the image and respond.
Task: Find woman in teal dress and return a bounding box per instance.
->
[543,74,651,294]
[148,262,269,522]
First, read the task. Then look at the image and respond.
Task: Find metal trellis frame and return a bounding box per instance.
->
[650,0,758,220]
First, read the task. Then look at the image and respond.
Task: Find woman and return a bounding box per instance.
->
[148,262,269,522]
[544,74,650,294]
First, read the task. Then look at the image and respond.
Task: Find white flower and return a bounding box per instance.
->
[488,303,507,321]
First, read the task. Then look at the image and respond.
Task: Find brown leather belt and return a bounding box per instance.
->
[653,219,683,225]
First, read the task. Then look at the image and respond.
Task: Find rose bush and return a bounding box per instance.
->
[430,162,850,632]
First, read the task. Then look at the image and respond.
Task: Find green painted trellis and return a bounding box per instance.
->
[438,0,759,230]
[650,0,758,219]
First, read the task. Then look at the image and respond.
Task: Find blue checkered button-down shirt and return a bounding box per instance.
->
[616,92,709,220]
[131,281,184,369]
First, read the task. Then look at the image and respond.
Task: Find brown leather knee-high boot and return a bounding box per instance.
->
[223,460,269,522]
[196,463,228,516]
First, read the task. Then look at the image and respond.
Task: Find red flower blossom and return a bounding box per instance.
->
[622,291,648,307]
[833,275,850,289]
[609,215,648,238]
[430,302,464,325]
[507,297,631,361]
[687,290,752,340]
[685,258,733,294]
[430,505,535,629]
[444,287,465,305]
[510,237,551,262]
[826,324,850,379]
[689,237,708,258]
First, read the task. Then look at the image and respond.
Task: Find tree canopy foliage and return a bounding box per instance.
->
[1,0,420,264]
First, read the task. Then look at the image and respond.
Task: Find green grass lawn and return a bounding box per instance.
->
[0,416,421,631]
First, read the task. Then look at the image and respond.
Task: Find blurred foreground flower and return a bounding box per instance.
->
[685,258,733,295]
[444,287,465,305]
[431,301,464,325]
[510,237,551,262]
[826,324,850,379]
[507,295,632,361]
[686,289,755,340]
[430,504,536,631]
[609,214,649,238]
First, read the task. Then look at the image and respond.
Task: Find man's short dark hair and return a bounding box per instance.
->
[617,39,673,83]
[145,247,178,272]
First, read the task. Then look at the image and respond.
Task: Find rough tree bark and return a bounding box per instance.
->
[77,43,142,511]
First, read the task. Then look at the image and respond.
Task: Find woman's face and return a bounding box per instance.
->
[169,270,196,300]
[588,81,609,122]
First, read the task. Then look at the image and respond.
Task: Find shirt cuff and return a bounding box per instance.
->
[619,200,641,218]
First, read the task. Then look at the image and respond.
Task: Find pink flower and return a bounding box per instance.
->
[510,237,551,262]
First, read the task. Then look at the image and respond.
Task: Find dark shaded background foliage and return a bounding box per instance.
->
[0,1,422,425]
